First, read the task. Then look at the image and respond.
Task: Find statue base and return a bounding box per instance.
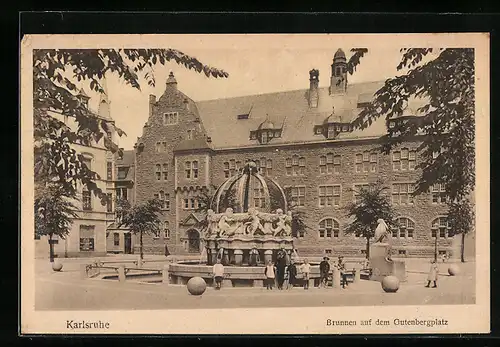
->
[369,243,406,282]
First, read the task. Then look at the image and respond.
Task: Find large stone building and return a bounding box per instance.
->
[133,49,473,259]
[35,85,117,258]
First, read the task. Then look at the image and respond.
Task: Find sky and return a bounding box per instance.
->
[80,36,433,150]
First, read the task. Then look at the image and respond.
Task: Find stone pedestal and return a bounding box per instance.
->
[369,243,406,282]
[234,249,243,266]
[264,250,273,264]
[162,264,170,285]
[222,250,229,265]
[206,249,213,265]
[354,268,360,283]
[137,256,143,268]
[210,250,218,265]
[332,268,341,288]
[118,265,126,283]
[80,264,88,280]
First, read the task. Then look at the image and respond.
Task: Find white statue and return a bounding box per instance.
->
[244,208,265,236]
[374,219,390,243]
[218,208,235,236]
[273,209,289,236]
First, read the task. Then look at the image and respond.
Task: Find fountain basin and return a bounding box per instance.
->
[169,261,324,288]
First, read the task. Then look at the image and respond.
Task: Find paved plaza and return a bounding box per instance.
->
[34,255,475,311]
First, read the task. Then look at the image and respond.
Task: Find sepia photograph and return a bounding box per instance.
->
[20,33,490,334]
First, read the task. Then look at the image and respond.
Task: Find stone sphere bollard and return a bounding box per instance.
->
[187,277,207,296]
[381,275,400,293]
[448,264,460,276]
[52,262,63,272]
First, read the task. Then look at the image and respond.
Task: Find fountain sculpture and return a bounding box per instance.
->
[204,161,294,266]
[168,161,311,288]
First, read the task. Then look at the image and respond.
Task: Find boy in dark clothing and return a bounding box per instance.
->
[338,256,348,288]
[319,257,330,288]
[287,261,298,289]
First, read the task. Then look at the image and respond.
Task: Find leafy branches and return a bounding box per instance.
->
[344,181,397,258]
[34,48,229,202]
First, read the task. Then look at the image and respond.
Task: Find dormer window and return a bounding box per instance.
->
[252,116,282,144]
[314,126,323,135]
[237,114,249,120]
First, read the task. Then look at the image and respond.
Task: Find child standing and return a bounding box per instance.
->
[300,258,311,290]
[425,259,439,288]
[264,260,276,290]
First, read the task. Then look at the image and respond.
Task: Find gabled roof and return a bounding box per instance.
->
[195,81,427,149]
[116,150,134,166]
[180,212,205,226]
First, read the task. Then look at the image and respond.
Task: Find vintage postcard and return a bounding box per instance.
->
[21,33,490,334]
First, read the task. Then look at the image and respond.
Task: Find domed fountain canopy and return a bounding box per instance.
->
[211,161,288,214]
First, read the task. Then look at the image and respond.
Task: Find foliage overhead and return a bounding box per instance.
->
[116,198,163,235]
[34,183,79,239]
[34,49,229,203]
[344,181,397,240]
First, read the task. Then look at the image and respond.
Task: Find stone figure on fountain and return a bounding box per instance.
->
[218,208,236,236]
[244,208,266,236]
[272,209,292,237]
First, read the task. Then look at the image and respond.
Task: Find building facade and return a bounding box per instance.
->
[105,150,136,254]
[133,49,472,259]
[35,86,116,258]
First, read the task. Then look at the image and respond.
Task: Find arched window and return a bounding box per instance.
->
[393,217,415,239]
[431,217,450,239]
[318,218,340,238]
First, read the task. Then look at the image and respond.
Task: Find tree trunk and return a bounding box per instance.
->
[49,234,54,263]
[366,237,370,259]
[140,230,144,260]
[461,233,466,263]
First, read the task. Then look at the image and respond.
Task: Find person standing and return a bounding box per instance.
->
[338,256,348,289]
[300,258,311,290]
[212,259,224,290]
[287,260,298,289]
[425,259,439,288]
[319,257,330,288]
[275,250,287,290]
[264,260,276,290]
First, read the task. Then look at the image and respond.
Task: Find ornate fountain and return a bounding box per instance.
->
[204,161,294,266]
[168,161,305,288]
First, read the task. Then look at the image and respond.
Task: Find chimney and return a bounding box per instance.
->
[329,49,348,95]
[309,69,319,108]
[166,71,178,91]
[149,94,156,117]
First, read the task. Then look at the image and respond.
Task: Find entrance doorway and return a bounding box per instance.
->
[187,230,200,253]
[124,233,132,254]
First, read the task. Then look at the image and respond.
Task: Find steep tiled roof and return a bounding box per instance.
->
[195,81,427,149]
[116,150,134,165]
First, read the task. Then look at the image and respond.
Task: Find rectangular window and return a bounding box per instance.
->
[162,141,167,152]
[431,183,446,204]
[163,112,179,125]
[155,164,162,181]
[165,193,170,211]
[185,161,191,179]
[79,225,95,251]
[318,185,341,207]
[117,167,127,180]
[107,162,113,180]
[113,232,120,246]
[393,148,416,171]
[355,151,376,173]
[391,183,415,205]
[291,186,306,207]
[192,161,199,179]
[184,198,189,209]
[253,187,265,208]
[162,164,168,180]
[187,129,193,140]
[82,190,92,211]
[117,188,128,201]
[155,142,162,152]
[224,162,230,178]
[106,193,113,212]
